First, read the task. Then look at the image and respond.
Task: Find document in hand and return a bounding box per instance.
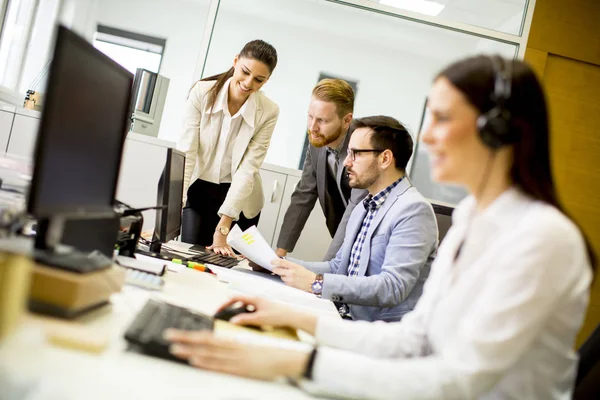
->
[226,225,278,271]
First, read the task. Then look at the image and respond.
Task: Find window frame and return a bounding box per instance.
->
[93,24,167,74]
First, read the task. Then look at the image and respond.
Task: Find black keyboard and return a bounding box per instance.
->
[136,246,240,269]
[124,299,214,363]
[188,250,240,268]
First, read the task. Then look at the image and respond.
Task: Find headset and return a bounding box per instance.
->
[476,56,518,150]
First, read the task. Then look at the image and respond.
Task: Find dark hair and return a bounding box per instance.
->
[437,54,596,270]
[353,115,413,172]
[201,40,277,112]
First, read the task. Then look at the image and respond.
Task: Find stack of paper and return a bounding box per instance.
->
[226,225,277,271]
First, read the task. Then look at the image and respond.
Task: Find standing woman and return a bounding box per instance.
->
[166,55,596,399]
[178,40,278,256]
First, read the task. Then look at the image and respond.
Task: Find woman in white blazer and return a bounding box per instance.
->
[166,56,596,399]
[178,40,279,256]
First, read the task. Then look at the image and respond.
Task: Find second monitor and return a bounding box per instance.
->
[149,147,185,253]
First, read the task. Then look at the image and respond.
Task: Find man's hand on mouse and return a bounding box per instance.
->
[270,258,316,292]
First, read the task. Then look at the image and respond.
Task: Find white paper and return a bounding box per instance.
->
[226,225,278,271]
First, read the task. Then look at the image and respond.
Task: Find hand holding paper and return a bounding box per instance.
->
[227,225,278,272]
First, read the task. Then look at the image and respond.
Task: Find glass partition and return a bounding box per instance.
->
[203,0,516,204]
[364,0,529,35]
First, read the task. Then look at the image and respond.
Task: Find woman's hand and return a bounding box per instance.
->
[217,295,296,328]
[164,330,309,381]
[217,295,318,335]
[207,230,235,257]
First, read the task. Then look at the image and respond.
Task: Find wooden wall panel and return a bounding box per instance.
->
[524,48,548,79]
[527,0,600,66]
[541,54,600,346]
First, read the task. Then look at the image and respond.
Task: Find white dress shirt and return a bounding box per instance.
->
[300,187,592,399]
[177,79,279,220]
[199,78,253,184]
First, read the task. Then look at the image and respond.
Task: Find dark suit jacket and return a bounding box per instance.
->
[277,130,368,260]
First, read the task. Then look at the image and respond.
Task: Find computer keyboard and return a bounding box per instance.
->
[123,269,164,291]
[124,299,214,363]
[188,245,240,268]
[137,245,240,269]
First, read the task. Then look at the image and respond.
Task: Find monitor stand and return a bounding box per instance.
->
[34,217,113,273]
[148,239,162,253]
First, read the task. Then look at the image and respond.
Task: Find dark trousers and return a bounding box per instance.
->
[181,179,260,246]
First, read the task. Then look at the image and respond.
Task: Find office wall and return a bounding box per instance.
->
[204,16,437,169]
[524,0,600,346]
[66,0,210,143]
[203,0,516,171]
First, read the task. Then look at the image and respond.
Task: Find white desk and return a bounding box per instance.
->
[0,260,339,400]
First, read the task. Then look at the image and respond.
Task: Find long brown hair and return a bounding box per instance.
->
[201,40,277,113]
[437,55,596,271]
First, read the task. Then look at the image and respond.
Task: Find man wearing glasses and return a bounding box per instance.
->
[271,116,438,322]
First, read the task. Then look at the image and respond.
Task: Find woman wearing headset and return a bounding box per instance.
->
[178,40,278,256]
[166,55,595,399]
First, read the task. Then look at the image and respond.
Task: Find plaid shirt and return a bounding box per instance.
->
[346,178,403,277]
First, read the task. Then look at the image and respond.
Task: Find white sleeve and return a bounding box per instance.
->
[300,224,591,399]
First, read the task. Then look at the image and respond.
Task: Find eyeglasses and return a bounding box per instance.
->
[347,148,384,161]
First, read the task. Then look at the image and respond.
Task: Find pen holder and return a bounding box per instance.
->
[0,252,33,340]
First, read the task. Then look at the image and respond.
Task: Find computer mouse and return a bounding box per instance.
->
[213,302,255,322]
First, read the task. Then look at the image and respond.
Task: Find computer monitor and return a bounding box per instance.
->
[130,68,169,137]
[28,25,133,251]
[148,148,185,253]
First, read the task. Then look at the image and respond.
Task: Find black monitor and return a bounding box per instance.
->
[28,25,133,252]
[148,148,185,253]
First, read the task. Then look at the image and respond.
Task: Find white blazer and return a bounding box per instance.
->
[300,188,592,399]
[177,80,279,220]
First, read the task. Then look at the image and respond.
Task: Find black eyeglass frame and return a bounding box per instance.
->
[347,148,385,161]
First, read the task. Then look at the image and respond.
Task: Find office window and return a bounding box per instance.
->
[93,25,166,74]
[0,0,38,92]
[367,0,529,35]
[0,0,61,103]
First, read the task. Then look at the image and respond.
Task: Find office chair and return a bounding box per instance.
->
[430,201,453,245]
[574,323,600,399]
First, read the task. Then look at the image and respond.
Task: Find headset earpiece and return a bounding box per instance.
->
[477,56,518,150]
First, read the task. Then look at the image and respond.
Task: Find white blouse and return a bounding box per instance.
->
[199,78,252,184]
[177,79,279,220]
[300,188,592,399]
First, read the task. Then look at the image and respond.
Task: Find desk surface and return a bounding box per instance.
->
[0,258,339,399]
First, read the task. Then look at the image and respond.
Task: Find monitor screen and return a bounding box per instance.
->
[27,25,133,218]
[165,148,185,241]
[153,148,185,247]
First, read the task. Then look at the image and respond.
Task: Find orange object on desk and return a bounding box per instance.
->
[187,262,215,274]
